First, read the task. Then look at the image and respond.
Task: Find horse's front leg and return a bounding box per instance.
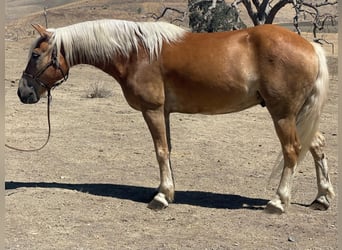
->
[142,108,174,210]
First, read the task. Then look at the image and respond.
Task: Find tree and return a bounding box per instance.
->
[148,0,337,39]
[188,0,246,32]
[147,1,246,32]
[232,0,338,40]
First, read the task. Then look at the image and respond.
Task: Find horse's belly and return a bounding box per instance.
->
[165,86,260,114]
[162,55,261,114]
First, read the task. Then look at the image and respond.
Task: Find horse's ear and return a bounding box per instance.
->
[31,24,52,38]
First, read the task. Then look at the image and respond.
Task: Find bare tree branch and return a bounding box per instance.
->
[314,37,335,53]
[240,0,259,25]
[291,1,337,40]
[266,0,291,24]
[147,7,187,22]
[233,0,337,42]
[44,6,48,28]
[236,0,288,25]
[312,1,338,7]
[146,7,188,23]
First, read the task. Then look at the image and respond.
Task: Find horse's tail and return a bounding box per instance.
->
[269,42,329,180]
[296,42,329,162]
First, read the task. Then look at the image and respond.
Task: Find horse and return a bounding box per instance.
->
[17,19,334,213]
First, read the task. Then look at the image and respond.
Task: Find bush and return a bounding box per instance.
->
[86,81,112,98]
[189,0,246,32]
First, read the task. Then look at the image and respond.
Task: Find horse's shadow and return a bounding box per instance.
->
[5,181,268,210]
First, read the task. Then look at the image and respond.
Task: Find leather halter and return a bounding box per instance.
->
[5,44,68,152]
[22,44,69,91]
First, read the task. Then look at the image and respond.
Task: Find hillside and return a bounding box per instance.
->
[6,0,81,21]
[6,0,337,41]
[5,0,188,40]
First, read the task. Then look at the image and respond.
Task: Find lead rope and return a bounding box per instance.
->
[5,90,52,152]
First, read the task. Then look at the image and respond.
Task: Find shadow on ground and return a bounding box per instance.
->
[5,181,268,210]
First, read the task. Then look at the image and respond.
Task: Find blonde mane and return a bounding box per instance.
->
[48,19,187,66]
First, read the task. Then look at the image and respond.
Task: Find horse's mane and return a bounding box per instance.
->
[48,19,187,66]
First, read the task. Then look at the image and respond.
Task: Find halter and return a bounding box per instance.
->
[22,44,69,91]
[5,44,68,152]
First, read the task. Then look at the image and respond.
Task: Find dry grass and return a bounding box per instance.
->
[86,81,112,98]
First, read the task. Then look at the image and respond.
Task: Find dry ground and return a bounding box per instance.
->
[5,1,338,249]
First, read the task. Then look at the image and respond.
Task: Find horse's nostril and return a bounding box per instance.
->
[27,92,35,102]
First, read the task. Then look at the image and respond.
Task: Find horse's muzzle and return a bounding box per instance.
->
[17,78,40,104]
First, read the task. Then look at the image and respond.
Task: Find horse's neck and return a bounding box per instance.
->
[77,54,130,85]
[66,46,127,82]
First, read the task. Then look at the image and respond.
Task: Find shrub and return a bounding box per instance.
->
[86,81,112,98]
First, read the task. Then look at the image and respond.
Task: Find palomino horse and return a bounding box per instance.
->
[17,19,334,213]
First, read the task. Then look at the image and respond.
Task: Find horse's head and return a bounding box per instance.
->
[18,24,69,104]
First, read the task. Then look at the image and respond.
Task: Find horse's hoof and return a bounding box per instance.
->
[310,197,329,211]
[265,200,285,214]
[147,193,169,211]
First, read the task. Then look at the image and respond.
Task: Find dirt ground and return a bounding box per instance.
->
[5,1,338,249]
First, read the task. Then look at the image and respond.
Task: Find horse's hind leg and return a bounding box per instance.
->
[142,108,174,210]
[309,131,335,210]
[266,116,300,214]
